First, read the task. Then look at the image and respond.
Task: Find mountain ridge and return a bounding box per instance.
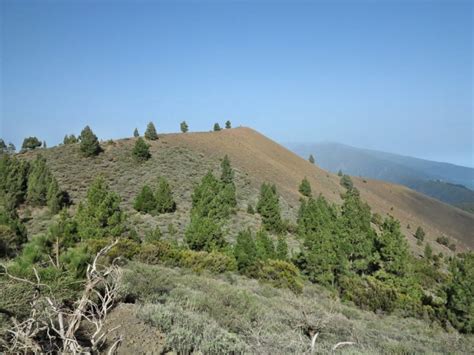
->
[286,141,474,212]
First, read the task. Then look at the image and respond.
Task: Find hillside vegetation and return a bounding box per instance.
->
[1,126,473,353]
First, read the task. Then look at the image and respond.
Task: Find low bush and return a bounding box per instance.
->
[179,250,237,274]
[258,259,303,294]
[137,241,237,274]
[339,275,398,313]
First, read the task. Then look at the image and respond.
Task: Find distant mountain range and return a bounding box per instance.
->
[286,142,474,213]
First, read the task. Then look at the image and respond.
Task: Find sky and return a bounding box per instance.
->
[1,0,472,167]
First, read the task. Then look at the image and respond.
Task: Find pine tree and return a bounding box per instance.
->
[220,155,234,185]
[191,171,232,220]
[225,120,231,129]
[27,155,53,206]
[446,253,474,333]
[213,123,221,131]
[256,183,283,233]
[155,177,176,213]
[340,188,376,274]
[234,229,258,275]
[0,139,6,153]
[180,121,189,133]
[309,154,315,164]
[133,128,139,137]
[132,137,151,162]
[424,243,433,260]
[144,122,158,140]
[255,229,275,260]
[415,226,425,241]
[7,143,15,154]
[43,141,47,148]
[133,185,156,214]
[0,154,30,207]
[298,177,312,197]
[185,215,226,252]
[0,206,28,257]
[21,137,42,151]
[47,177,67,214]
[75,176,126,239]
[295,194,345,286]
[337,169,343,177]
[46,209,79,267]
[63,134,78,145]
[340,174,353,190]
[376,217,410,277]
[79,126,101,157]
[276,235,288,261]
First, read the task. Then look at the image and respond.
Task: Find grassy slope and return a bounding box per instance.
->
[20,127,473,255]
[108,262,474,354]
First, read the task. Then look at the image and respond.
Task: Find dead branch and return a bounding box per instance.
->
[2,240,122,354]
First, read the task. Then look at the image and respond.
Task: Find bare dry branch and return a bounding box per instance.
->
[2,240,122,354]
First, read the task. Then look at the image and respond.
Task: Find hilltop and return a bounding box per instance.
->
[21,127,474,253]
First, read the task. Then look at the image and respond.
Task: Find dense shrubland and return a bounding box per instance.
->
[0,127,473,352]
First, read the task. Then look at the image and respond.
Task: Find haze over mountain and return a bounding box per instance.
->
[287,142,474,212]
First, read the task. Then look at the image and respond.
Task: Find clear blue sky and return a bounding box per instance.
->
[1,0,472,167]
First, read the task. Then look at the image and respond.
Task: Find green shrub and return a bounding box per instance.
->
[137,241,182,266]
[340,275,398,313]
[340,174,353,190]
[436,235,450,246]
[139,303,248,354]
[144,226,162,243]
[298,177,312,197]
[415,226,425,241]
[86,237,141,262]
[179,250,237,273]
[132,137,151,162]
[259,259,303,294]
[155,177,176,213]
[134,185,156,214]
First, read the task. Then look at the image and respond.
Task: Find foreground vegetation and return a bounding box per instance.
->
[1,124,473,352]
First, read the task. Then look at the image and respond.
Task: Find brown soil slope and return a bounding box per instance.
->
[21,127,473,252]
[165,127,474,251]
